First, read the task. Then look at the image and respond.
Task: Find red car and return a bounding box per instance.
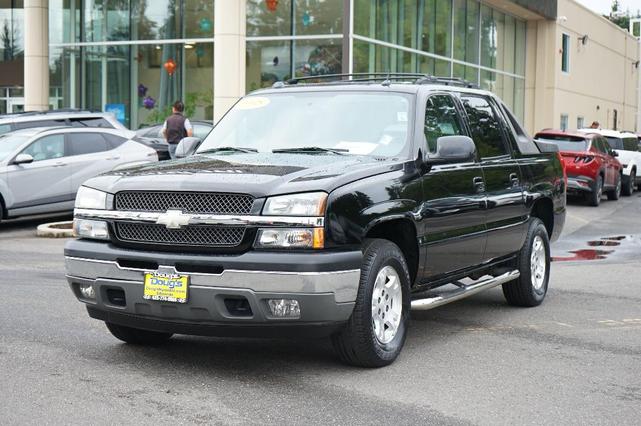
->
[535,130,622,206]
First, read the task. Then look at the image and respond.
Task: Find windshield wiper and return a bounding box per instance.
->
[198,146,258,154]
[272,146,348,155]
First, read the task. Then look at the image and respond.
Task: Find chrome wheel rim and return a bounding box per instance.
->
[530,236,546,291]
[371,265,403,344]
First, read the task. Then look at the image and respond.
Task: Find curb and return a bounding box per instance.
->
[36,221,74,238]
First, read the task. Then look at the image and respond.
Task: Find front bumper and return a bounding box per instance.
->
[65,239,361,337]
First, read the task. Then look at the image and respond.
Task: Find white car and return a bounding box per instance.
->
[0,127,157,220]
[580,128,641,195]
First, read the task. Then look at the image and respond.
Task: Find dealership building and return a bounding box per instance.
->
[1,0,639,134]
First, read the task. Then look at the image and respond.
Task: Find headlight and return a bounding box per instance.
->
[255,228,324,249]
[73,219,109,240]
[263,192,327,216]
[75,186,108,210]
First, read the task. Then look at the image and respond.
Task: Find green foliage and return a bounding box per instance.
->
[606,0,641,31]
[144,91,213,125]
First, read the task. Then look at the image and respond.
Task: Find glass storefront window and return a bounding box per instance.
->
[420,0,452,58]
[184,42,214,121]
[294,0,342,35]
[453,63,478,85]
[247,0,292,37]
[134,1,180,41]
[515,19,526,76]
[246,41,291,91]
[293,38,342,78]
[183,0,214,38]
[480,5,495,69]
[453,0,479,65]
[83,0,130,42]
[134,43,183,126]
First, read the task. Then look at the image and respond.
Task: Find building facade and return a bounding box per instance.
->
[2,0,639,133]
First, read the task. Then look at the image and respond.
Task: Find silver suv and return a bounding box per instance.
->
[0,127,157,220]
[0,110,126,136]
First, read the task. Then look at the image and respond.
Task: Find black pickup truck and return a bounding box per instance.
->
[65,75,566,367]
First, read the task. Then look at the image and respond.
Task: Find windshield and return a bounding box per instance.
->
[197,92,413,157]
[605,137,624,150]
[0,134,29,161]
[536,137,588,152]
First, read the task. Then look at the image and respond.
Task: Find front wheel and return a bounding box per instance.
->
[502,218,550,307]
[106,322,173,345]
[332,239,410,368]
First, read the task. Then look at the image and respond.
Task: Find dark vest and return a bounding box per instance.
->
[166,113,187,145]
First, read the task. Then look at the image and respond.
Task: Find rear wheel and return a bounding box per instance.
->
[332,239,410,368]
[502,218,550,307]
[607,174,621,200]
[587,175,602,206]
[622,171,635,196]
[106,322,173,345]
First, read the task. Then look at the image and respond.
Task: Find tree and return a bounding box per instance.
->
[606,0,641,32]
[1,20,21,61]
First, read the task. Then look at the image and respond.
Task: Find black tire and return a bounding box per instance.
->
[332,239,411,368]
[607,173,621,200]
[502,218,550,307]
[622,171,635,196]
[587,175,602,206]
[106,322,173,345]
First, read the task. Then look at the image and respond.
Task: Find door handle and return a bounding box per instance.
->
[473,176,485,192]
[53,162,67,167]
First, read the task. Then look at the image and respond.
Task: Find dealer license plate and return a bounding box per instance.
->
[143,272,189,303]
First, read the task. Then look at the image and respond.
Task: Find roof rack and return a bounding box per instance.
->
[0,108,101,119]
[272,73,479,89]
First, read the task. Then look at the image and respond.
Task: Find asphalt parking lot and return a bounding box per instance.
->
[1,197,641,425]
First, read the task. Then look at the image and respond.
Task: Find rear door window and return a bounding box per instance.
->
[68,133,111,156]
[460,95,510,158]
[102,133,128,148]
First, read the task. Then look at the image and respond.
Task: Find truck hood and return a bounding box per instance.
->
[83,152,406,197]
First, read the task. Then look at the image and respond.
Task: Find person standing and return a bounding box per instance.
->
[162,100,193,159]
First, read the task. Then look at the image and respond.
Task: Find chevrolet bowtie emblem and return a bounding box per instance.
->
[156,209,192,229]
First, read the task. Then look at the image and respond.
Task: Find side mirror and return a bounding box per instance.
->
[611,150,619,157]
[175,137,201,158]
[427,135,476,164]
[13,153,34,165]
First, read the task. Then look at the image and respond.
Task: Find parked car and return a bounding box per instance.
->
[65,75,566,367]
[137,120,212,144]
[535,129,622,206]
[0,109,127,135]
[0,127,157,220]
[580,129,641,195]
[135,120,213,160]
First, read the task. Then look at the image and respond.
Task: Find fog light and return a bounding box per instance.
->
[78,283,96,300]
[73,219,109,240]
[267,299,300,318]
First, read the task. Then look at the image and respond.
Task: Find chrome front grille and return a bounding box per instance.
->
[114,191,254,215]
[115,222,246,247]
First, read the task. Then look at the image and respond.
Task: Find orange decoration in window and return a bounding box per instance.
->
[266,0,278,12]
[163,58,177,76]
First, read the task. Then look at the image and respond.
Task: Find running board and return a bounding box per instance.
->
[411,270,520,311]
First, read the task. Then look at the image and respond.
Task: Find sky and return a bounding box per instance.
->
[575,0,641,15]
